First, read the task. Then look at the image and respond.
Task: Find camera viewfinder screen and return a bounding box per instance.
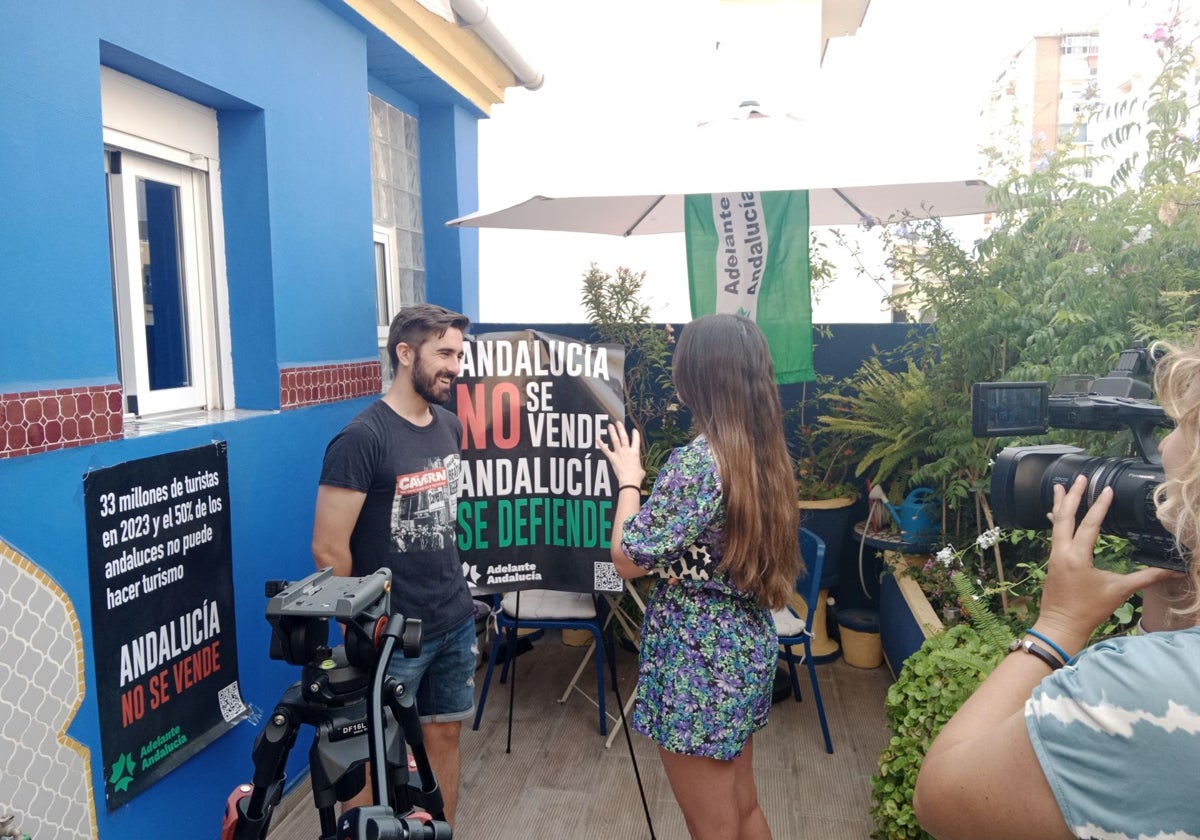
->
[971,382,1050,437]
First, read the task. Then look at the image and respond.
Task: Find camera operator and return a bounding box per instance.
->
[913,337,1200,840]
[312,304,474,824]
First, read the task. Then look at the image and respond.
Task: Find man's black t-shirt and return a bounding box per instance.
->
[319,400,472,637]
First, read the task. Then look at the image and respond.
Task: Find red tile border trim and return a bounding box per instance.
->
[279,362,382,410]
[1,384,124,459]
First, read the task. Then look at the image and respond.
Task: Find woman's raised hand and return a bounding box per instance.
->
[598,422,645,491]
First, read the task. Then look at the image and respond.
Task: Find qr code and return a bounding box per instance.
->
[218,681,248,723]
[593,561,623,593]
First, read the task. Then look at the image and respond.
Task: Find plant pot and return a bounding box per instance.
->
[796,497,855,661]
[796,496,857,512]
[796,497,854,585]
[879,562,944,679]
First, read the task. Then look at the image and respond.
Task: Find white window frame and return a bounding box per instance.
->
[374,224,398,391]
[101,68,232,416]
[374,224,399,343]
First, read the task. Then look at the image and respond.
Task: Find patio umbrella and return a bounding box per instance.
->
[445,178,993,236]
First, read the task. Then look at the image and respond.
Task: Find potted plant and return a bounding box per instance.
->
[783,379,866,659]
[791,415,860,607]
[580,263,688,491]
[817,356,937,505]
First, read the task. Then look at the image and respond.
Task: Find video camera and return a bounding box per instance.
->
[971,341,1185,571]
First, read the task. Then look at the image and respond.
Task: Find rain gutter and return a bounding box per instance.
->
[449,0,544,90]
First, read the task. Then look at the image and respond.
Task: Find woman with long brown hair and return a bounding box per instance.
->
[599,313,799,840]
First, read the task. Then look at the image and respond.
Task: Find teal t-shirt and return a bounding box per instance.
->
[1025,627,1200,839]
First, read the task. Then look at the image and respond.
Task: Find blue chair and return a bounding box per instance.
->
[472,589,612,736]
[774,527,834,754]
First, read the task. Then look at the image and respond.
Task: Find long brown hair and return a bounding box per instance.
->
[673,314,800,609]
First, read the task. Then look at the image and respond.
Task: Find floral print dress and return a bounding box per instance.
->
[620,436,776,760]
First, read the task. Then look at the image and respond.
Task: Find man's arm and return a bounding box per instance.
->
[312,484,367,577]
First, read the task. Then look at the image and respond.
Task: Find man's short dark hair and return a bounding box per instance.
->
[387,304,471,374]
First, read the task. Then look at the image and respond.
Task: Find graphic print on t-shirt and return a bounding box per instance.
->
[390,455,460,553]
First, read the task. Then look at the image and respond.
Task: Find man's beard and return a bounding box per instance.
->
[412,355,454,405]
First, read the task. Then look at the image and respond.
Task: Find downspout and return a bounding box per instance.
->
[449,0,544,90]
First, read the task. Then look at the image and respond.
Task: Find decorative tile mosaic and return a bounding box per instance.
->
[0,366,377,457]
[279,361,381,409]
[0,541,97,838]
[0,385,123,459]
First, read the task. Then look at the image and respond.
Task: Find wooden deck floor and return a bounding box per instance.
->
[265,628,892,839]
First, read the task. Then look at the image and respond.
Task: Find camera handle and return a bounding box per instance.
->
[366,615,443,820]
[1130,420,1163,465]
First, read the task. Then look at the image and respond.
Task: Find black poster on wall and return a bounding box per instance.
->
[451,330,627,595]
[83,442,247,810]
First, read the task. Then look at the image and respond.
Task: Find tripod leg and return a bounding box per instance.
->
[384,678,445,821]
[225,702,300,840]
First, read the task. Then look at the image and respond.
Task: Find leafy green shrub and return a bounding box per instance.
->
[872,574,1011,838]
[870,611,1009,840]
[580,263,688,488]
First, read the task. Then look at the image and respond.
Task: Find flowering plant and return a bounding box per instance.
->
[907,527,1004,618]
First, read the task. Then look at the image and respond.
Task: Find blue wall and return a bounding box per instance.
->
[0,1,484,836]
[0,404,368,835]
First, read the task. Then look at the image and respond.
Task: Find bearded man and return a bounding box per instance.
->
[312,303,474,823]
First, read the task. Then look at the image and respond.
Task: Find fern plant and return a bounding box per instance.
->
[817,357,937,498]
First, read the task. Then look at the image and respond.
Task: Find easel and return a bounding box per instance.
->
[556,580,648,749]
[493,583,657,838]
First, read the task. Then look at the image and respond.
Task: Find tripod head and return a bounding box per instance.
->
[266,567,418,669]
[264,567,420,708]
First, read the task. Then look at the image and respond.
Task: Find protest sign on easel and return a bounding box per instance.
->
[451,330,626,595]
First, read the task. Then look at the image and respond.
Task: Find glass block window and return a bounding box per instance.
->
[369,95,425,311]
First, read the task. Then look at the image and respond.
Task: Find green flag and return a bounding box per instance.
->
[684,190,813,384]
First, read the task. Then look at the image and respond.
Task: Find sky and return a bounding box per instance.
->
[468,0,1155,324]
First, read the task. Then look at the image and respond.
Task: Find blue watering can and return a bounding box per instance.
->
[883,487,940,546]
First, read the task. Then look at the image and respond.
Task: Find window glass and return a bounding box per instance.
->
[370,95,425,392]
[138,178,192,391]
[369,95,425,308]
[101,69,227,417]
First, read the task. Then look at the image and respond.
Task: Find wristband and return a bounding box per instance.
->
[1008,637,1063,670]
[618,484,642,494]
[1024,629,1070,665]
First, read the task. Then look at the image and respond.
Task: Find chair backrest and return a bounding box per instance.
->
[796,527,826,627]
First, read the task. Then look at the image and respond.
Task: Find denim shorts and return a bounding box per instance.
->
[386,614,477,724]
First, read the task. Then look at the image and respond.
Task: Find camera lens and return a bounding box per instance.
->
[1034,451,1164,535]
[991,444,1182,569]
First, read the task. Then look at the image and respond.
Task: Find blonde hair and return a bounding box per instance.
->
[672,314,800,609]
[1152,337,1200,616]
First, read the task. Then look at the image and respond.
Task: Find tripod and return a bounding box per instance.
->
[222,614,451,840]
